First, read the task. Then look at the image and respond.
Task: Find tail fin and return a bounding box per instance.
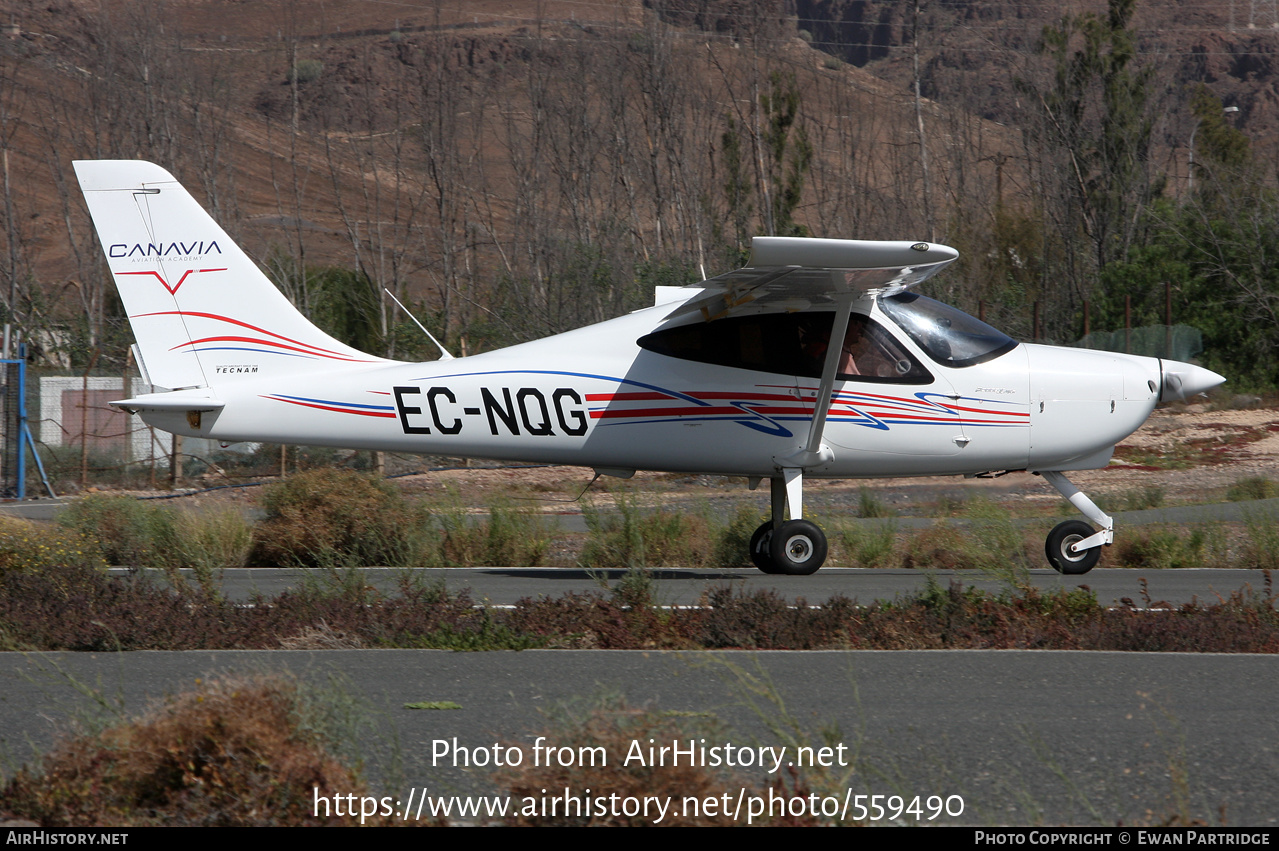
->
[74,160,388,391]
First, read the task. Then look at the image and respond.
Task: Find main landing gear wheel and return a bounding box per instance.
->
[768,519,828,576]
[749,521,783,574]
[1045,520,1101,575]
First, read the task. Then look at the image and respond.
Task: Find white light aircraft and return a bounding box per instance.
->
[74,160,1225,575]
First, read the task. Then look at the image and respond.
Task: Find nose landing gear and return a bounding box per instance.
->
[1038,470,1113,575]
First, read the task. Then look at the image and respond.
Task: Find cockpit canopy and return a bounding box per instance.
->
[879,293,1017,368]
[638,294,1017,381]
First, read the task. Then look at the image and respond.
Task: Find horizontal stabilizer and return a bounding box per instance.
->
[111,393,226,414]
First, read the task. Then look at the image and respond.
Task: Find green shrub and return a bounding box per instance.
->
[1240,509,1279,570]
[901,525,973,570]
[251,469,431,567]
[1127,486,1166,510]
[578,495,710,568]
[57,495,251,585]
[0,515,105,578]
[58,494,171,567]
[436,496,553,567]
[1112,526,1213,570]
[1228,476,1277,502]
[712,504,762,567]
[899,514,1032,583]
[435,501,484,567]
[1097,486,1166,512]
[856,487,891,518]
[836,520,898,568]
[484,499,552,566]
[935,492,970,516]
[163,506,253,595]
[289,59,323,83]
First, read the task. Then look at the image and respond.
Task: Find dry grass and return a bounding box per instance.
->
[0,673,392,826]
[251,469,432,567]
[3,554,1279,652]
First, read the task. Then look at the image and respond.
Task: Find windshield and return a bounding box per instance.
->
[879,292,1017,368]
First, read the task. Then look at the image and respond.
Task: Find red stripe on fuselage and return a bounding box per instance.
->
[262,396,397,417]
[592,405,756,420]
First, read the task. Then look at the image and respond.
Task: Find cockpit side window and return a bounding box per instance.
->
[879,292,1018,368]
[836,313,933,382]
[637,312,933,384]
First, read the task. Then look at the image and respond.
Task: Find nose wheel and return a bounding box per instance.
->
[1045,520,1101,574]
[1037,471,1112,575]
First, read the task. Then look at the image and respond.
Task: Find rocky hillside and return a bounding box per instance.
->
[0,0,1272,367]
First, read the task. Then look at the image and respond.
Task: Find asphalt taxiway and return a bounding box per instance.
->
[2,649,1275,825]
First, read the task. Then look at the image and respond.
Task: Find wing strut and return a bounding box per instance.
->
[803,297,853,462]
[772,296,855,520]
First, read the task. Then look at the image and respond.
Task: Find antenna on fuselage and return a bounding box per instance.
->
[384,288,454,360]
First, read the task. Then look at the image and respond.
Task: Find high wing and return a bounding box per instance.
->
[667,237,959,322]
[660,237,960,532]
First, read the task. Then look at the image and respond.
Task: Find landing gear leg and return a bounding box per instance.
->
[749,469,828,576]
[1038,470,1112,575]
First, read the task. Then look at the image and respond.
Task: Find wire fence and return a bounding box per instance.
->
[30,369,286,493]
[1075,324,1204,362]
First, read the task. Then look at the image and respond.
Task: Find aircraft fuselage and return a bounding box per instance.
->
[144,298,1166,480]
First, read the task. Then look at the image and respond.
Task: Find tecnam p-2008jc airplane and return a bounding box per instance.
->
[75,160,1225,576]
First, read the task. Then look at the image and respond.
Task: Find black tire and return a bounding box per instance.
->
[1045,520,1101,575]
[768,519,828,575]
[749,521,782,574]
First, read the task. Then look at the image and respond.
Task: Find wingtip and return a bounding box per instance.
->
[749,236,958,270]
